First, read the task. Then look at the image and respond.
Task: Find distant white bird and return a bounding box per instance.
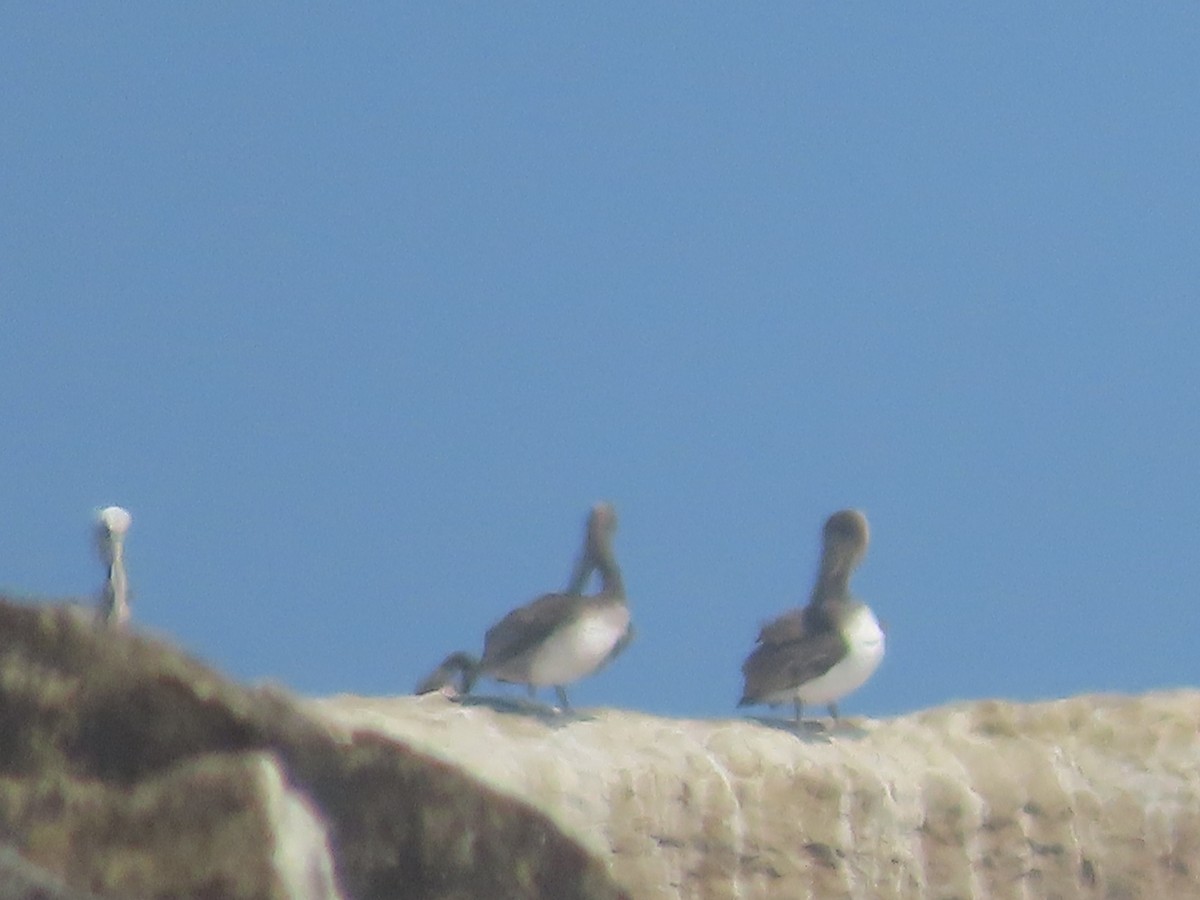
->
[95,505,132,626]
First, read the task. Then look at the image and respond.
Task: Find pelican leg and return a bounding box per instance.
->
[828,702,840,722]
[793,699,804,727]
[555,685,571,712]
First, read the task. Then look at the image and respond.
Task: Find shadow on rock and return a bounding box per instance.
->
[458,694,598,726]
[741,715,871,743]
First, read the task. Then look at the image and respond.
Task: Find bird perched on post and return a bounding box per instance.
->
[95,505,133,626]
[416,502,632,711]
[739,509,884,726]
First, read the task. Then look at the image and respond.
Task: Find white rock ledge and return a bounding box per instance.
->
[310,691,1200,900]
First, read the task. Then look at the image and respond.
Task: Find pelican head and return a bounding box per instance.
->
[97,505,133,536]
[823,509,869,557]
[586,502,617,552]
[95,506,133,562]
[813,509,870,598]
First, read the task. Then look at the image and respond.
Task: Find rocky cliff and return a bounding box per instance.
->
[1,596,1197,899]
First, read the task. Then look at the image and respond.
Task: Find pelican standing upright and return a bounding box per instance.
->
[739,509,885,726]
[96,505,133,626]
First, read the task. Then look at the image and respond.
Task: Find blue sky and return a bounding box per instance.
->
[3,5,1198,719]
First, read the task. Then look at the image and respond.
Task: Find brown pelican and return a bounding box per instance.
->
[739,509,884,726]
[415,502,632,711]
[95,505,132,626]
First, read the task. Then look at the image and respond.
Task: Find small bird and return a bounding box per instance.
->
[95,505,133,626]
[739,509,884,726]
[415,502,632,711]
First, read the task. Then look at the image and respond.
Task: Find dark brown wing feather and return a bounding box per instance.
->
[479,591,586,671]
[753,607,807,644]
[739,605,847,704]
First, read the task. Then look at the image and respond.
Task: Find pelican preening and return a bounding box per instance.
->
[738,509,885,726]
[416,502,633,711]
[96,505,133,626]
[413,651,478,698]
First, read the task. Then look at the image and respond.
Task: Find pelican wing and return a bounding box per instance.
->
[752,607,807,644]
[479,591,584,672]
[740,606,846,704]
